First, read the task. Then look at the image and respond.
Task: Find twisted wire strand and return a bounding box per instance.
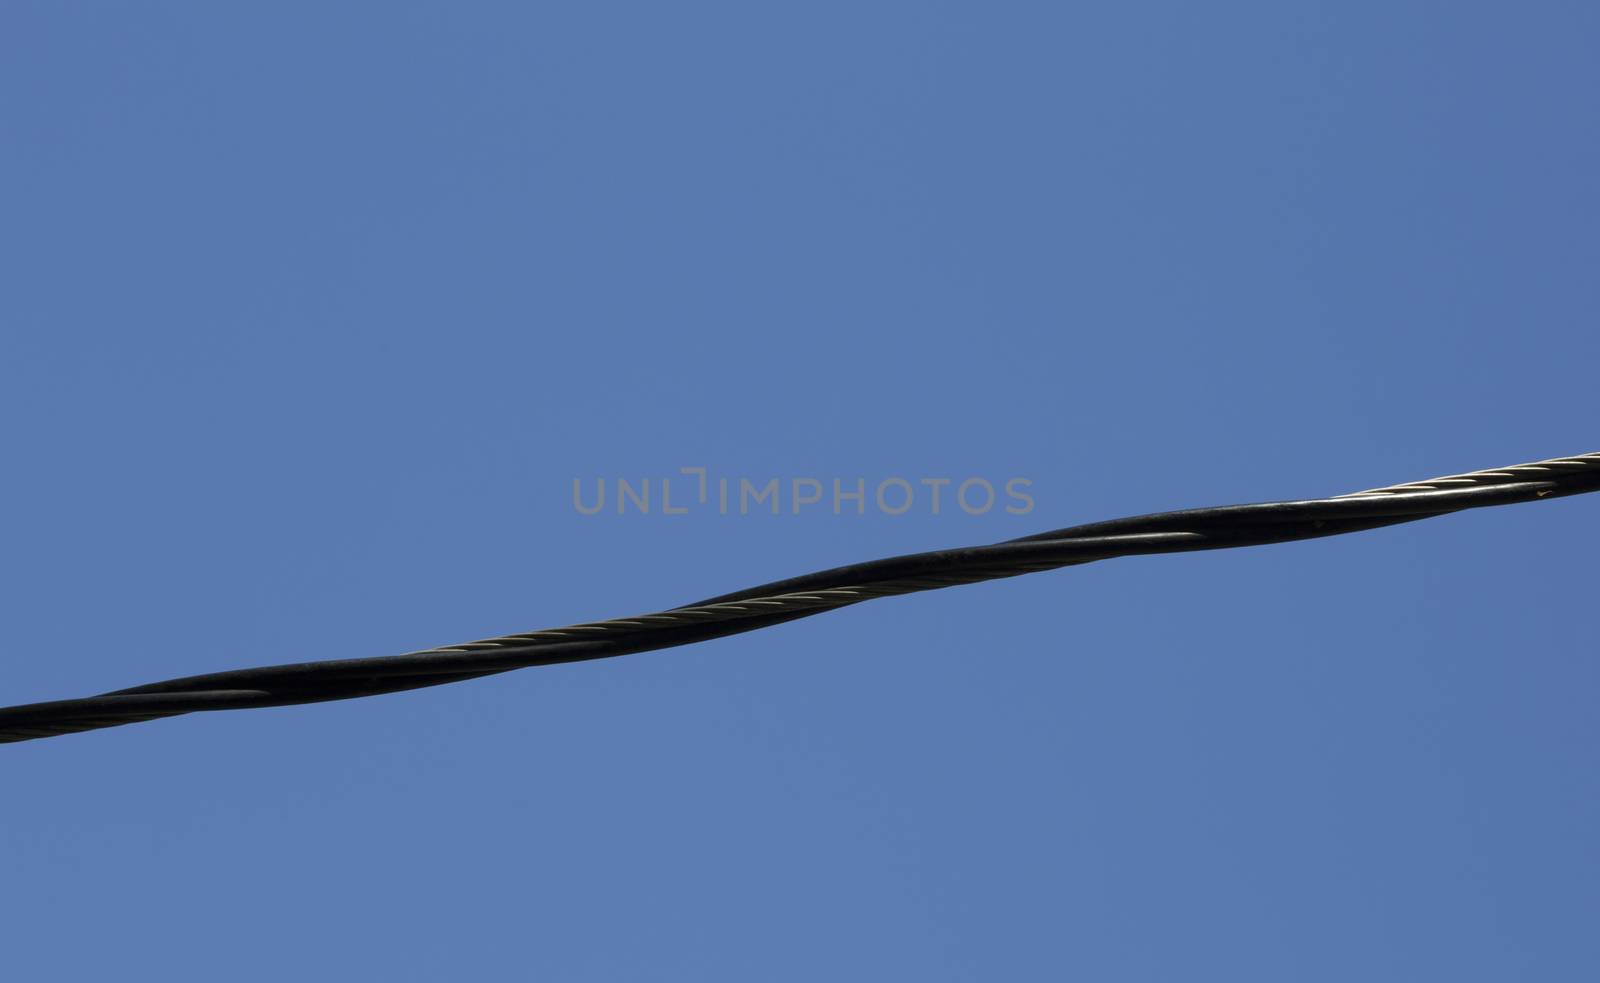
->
[4,451,1597,744]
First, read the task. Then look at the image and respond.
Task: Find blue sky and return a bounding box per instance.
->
[3,3,1597,979]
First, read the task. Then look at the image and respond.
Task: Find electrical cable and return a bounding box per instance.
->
[3,450,1596,744]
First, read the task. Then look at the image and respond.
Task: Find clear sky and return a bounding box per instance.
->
[3,3,1597,980]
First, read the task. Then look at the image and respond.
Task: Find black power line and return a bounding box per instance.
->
[4,451,1596,745]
